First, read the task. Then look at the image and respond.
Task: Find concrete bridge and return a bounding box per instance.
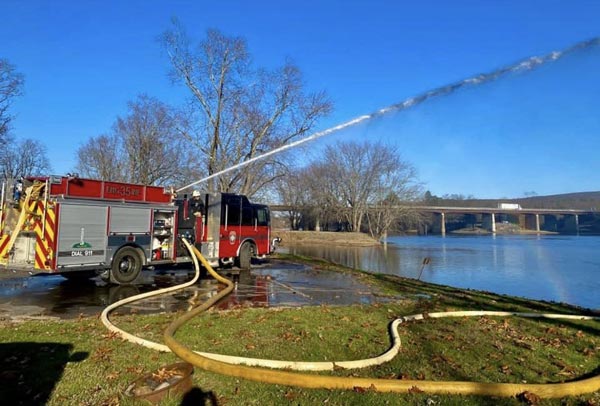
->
[269,204,596,235]
[411,206,592,235]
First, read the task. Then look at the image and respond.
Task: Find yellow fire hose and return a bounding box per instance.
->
[100,243,404,370]
[101,239,406,370]
[102,239,600,398]
[0,182,46,263]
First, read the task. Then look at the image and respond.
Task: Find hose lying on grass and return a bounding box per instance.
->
[102,238,600,398]
[100,243,403,371]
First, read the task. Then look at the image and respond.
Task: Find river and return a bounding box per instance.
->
[285,235,600,310]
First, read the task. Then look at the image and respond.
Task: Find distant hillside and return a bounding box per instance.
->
[425,191,600,210]
[516,192,600,210]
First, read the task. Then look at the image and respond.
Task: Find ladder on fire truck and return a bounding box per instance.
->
[0,181,47,265]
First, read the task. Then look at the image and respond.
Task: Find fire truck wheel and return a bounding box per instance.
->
[111,247,143,284]
[237,242,254,270]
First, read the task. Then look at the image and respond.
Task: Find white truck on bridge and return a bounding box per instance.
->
[498,203,522,210]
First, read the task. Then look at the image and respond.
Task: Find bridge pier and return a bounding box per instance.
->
[520,214,541,233]
[440,212,446,236]
[432,212,446,235]
[518,214,526,230]
[563,214,579,234]
[482,213,496,233]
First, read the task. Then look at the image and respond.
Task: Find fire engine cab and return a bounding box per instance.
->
[0,175,278,284]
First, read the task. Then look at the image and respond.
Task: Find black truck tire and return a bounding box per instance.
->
[110,247,143,284]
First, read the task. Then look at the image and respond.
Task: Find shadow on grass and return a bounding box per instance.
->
[180,386,219,405]
[0,342,88,406]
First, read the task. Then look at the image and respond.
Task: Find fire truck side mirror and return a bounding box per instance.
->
[271,237,282,251]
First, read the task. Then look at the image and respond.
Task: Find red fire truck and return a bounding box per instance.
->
[0,175,278,284]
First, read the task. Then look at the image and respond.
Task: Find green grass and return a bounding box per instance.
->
[1,257,599,405]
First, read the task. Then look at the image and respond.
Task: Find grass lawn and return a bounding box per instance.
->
[1,255,598,406]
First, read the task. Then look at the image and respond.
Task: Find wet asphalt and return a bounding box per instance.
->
[0,260,384,321]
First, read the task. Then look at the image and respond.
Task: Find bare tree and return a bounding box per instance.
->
[306,141,421,237]
[116,95,188,185]
[161,23,331,197]
[75,133,123,180]
[0,137,51,182]
[365,184,423,240]
[273,169,305,230]
[302,162,348,231]
[273,164,338,230]
[0,59,24,140]
[0,60,51,183]
[76,95,190,185]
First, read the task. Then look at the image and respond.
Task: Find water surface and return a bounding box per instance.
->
[287,235,600,310]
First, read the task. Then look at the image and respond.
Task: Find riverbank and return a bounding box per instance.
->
[274,227,557,245]
[1,255,598,405]
[275,229,380,246]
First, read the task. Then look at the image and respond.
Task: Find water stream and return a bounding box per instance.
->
[178,37,600,193]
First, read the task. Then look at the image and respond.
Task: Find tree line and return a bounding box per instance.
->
[0,59,51,180]
[274,142,422,238]
[1,20,422,238]
[74,23,332,197]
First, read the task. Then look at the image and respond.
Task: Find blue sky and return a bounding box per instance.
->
[1,0,599,198]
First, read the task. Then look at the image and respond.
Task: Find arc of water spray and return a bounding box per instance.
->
[177,37,599,193]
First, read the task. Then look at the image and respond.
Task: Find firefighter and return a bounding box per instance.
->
[12,177,23,206]
[190,190,204,217]
[188,190,205,251]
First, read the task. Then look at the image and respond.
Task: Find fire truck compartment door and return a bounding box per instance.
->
[109,207,151,234]
[57,204,108,266]
[201,193,222,260]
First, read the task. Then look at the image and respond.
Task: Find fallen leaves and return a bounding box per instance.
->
[408,385,424,394]
[210,338,224,346]
[255,314,269,324]
[347,333,363,348]
[517,390,541,405]
[101,330,121,340]
[319,305,332,313]
[581,346,598,357]
[352,384,377,393]
[279,331,299,342]
[283,389,297,400]
[125,365,144,375]
[92,346,113,362]
[151,366,179,383]
[99,396,120,406]
[552,360,576,377]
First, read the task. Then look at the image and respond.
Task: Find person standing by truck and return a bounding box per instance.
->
[12,177,23,206]
[190,190,204,218]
